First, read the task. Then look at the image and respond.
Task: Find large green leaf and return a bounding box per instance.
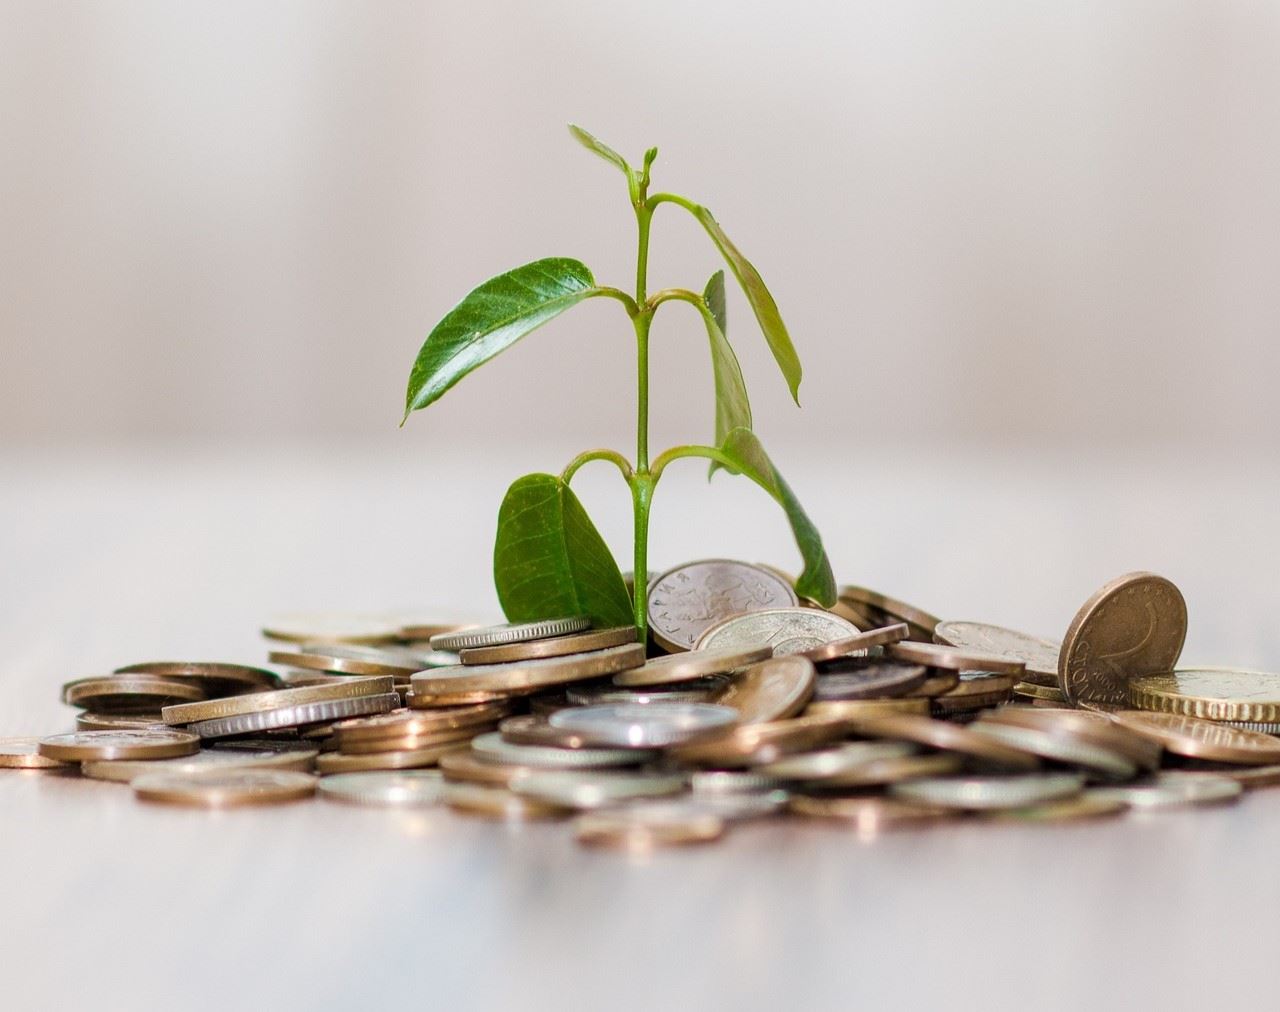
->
[716,427,835,605]
[404,258,596,420]
[568,124,633,181]
[689,203,802,404]
[494,473,635,629]
[701,270,752,478]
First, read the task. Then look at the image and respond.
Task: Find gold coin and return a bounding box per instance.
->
[39,729,200,762]
[805,697,930,719]
[1108,710,1280,764]
[930,690,1013,715]
[797,623,910,663]
[887,642,1025,677]
[62,675,205,711]
[613,646,773,687]
[851,714,1040,770]
[574,808,724,848]
[134,769,317,807]
[405,689,511,708]
[1127,668,1280,722]
[1013,682,1068,701]
[161,676,395,725]
[336,724,492,755]
[459,626,637,665]
[261,613,405,645]
[1058,572,1187,707]
[410,644,646,696]
[0,737,70,769]
[714,656,816,724]
[443,782,570,820]
[937,672,1018,698]
[669,713,854,767]
[838,585,941,636]
[315,741,469,774]
[789,794,956,829]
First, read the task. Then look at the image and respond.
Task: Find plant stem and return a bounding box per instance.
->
[630,181,656,639]
[629,470,653,636]
[560,449,633,484]
[650,443,736,482]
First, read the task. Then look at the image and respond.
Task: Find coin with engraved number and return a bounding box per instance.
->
[892,773,1085,810]
[317,770,447,807]
[1108,711,1280,764]
[134,769,317,807]
[187,692,399,739]
[39,729,201,762]
[459,626,636,665]
[411,644,645,696]
[430,617,590,652]
[548,702,739,748]
[82,746,318,783]
[1059,572,1187,707]
[1126,668,1280,723]
[0,738,69,769]
[811,660,928,701]
[510,770,687,809]
[933,621,1062,687]
[648,560,798,653]
[613,646,772,687]
[694,608,860,656]
[715,656,816,724]
[798,624,910,663]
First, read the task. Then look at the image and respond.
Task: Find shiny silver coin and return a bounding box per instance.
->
[647,560,797,652]
[689,770,789,794]
[547,702,740,748]
[470,731,651,769]
[891,773,1085,811]
[430,617,590,651]
[317,770,447,807]
[510,770,686,809]
[187,693,399,739]
[694,608,860,656]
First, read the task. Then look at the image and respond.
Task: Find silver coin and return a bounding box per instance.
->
[430,617,590,651]
[317,770,447,807]
[1088,772,1243,809]
[187,693,399,739]
[695,607,860,655]
[933,621,1061,684]
[470,731,651,769]
[689,770,789,794]
[566,678,729,707]
[647,560,797,652]
[82,747,319,783]
[967,721,1137,780]
[510,770,686,809]
[755,741,919,781]
[547,702,739,748]
[613,646,773,687]
[891,773,1085,810]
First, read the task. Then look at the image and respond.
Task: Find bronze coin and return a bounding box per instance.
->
[811,660,928,701]
[1109,710,1280,764]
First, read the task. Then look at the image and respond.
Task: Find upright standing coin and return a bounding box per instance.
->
[318,770,447,807]
[1126,668,1280,722]
[613,646,772,687]
[0,738,69,769]
[430,617,590,652]
[1058,572,1187,708]
[933,622,1062,687]
[715,656,816,724]
[134,770,317,807]
[647,560,797,652]
[459,626,636,665]
[547,703,739,748]
[694,608,860,656]
[39,730,200,762]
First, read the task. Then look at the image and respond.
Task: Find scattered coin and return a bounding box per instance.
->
[317,770,448,807]
[798,624,911,663]
[444,782,571,820]
[62,675,206,711]
[185,693,399,739]
[755,740,920,781]
[574,806,724,848]
[439,749,535,788]
[315,740,468,774]
[982,706,1162,771]
[805,697,930,719]
[669,714,857,768]
[647,559,797,652]
[511,770,687,809]
[694,607,860,655]
[76,712,169,731]
[1202,764,1280,789]
[886,641,1026,677]
[268,643,426,679]
[134,770,317,807]
[430,617,590,652]
[613,646,772,687]
[905,670,961,697]
[892,773,1085,811]
[547,702,739,749]
[334,702,512,745]
[789,795,957,830]
[39,729,201,762]
[852,714,1041,771]
[1013,682,1068,701]
[262,613,406,645]
[115,661,281,693]
[987,794,1126,823]
[689,770,789,794]
[0,737,70,770]
[83,747,318,783]
[566,677,729,706]
[1107,711,1280,764]
[459,626,636,665]
[470,731,652,769]
[966,721,1137,780]
[410,644,646,697]
[933,622,1061,687]
[839,585,941,637]
[811,660,928,701]
[1127,668,1280,723]
[1089,772,1242,809]
[1058,572,1187,708]
[161,677,396,725]
[714,656,816,724]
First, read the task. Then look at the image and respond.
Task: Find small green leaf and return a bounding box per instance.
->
[715,428,835,605]
[494,473,635,629]
[568,124,633,181]
[701,270,752,478]
[404,258,596,420]
[689,203,802,404]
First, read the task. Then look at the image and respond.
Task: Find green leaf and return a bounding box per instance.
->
[715,428,835,605]
[494,473,635,629]
[568,124,633,181]
[689,203,802,404]
[404,258,596,420]
[701,270,752,478]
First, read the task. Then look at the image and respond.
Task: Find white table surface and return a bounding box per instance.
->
[3,441,1279,1011]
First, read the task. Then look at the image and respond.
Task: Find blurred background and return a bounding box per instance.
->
[3,0,1280,687]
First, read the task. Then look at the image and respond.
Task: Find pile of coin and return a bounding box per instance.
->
[6,562,1280,848]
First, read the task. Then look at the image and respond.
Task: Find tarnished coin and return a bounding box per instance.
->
[115,661,281,693]
[1058,572,1187,707]
[715,656,816,724]
[411,644,646,696]
[511,770,687,809]
[648,559,798,652]
[0,737,69,769]
[547,702,739,748]
[892,773,1084,811]
[811,660,928,701]
[852,714,1041,771]
[694,608,860,656]
[1108,711,1280,764]
[805,697,930,719]
[933,622,1061,687]
[798,624,910,663]
[268,643,426,679]
[444,782,571,820]
[574,806,724,848]
[318,770,447,807]
[887,641,1025,677]
[62,675,205,711]
[1127,668,1280,722]
[262,613,405,645]
[39,729,200,762]
[315,741,467,774]
[186,692,399,739]
[567,677,729,706]
[470,731,652,769]
[839,585,941,636]
[459,626,636,665]
[613,646,772,687]
[134,769,317,807]
[82,746,318,783]
[789,795,957,830]
[76,712,170,731]
[430,617,590,652]
[1090,772,1241,809]
[967,721,1137,779]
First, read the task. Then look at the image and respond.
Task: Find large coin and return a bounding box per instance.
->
[317,770,447,807]
[892,773,1084,811]
[459,626,636,665]
[39,729,201,762]
[715,656,816,724]
[1108,710,1280,764]
[613,646,772,687]
[410,644,645,696]
[161,676,396,725]
[0,737,69,769]
[933,621,1061,687]
[547,702,739,748]
[811,660,928,701]
[1127,668,1280,722]
[694,608,859,656]
[647,560,797,652]
[186,692,399,739]
[430,617,590,652]
[62,675,205,711]
[133,770,317,807]
[82,746,318,783]
[1058,572,1187,707]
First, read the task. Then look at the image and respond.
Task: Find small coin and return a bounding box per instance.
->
[668,714,856,768]
[797,624,910,663]
[886,642,1026,677]
[510,770,687,809]
[186,692,399,739]
[839,585,941,636]
[115,661,281,693]
[613,646,772,687]
[574,806,724,848]
[161,676,396,725]
[851,714,1041,771]
[82,746,318,783]
[755,740,919,781]
[262,613,406,645]
[547,702,739,749]
[1201,764,1280,789]
[471,731,652,769]
[811,660,928,701]
[315,741,467,774]
[76,712,168,731]
[0,737,70,769]
[933,622,1061,686]
[892,773,1085,810]
[789,795,957,830]
[317,770,447,807]
[967,721,1137,779]
[988,794,1126,823]
[458,626,636,665]
[647,559,798,652]
[134,769,317,807]
[566,677,729,707]
[694,608,860,656]
[430,617,591,652]
[1108,710,1280,764]
[268,644,426,679]
[805,697,930,719]
[444,782,571,820]
[39,729,201,762]
[410,644,646,697]
[1059,572,1187,707]
[1126,668,1280,723]
[1089,772,1242,809]
[715,656,816,724]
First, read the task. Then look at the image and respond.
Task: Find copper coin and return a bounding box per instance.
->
[613,646,772,687]
[789,794,956,829]
[806,697,930,719]
[336,725,492,755]
[903,670,961,698]
[499,714,607,750]
[839,585,941,635]
[982,706,1162,771]
[161,676,396,725]
[459,626,636,665]
[410,644,646,696]
[439,749,535,788]
[1109,710,1280,764]
[62,675,205,711]
[315,742,469,773]
[134,769,317,807]
[887,641,1025,677]
[76,712,168,731]
[268,644,426,679]
[933,621,1061,687]
[574,807,723,848]
[115,661,281,694]
[668,713,854,768]
[0,737,70,769]
[852,714,1041,770]
[333,702,512,743]
[714,656,816,724]
[811,660,928,701]
[39,729,200,762]
[647,559,797,652]
[443,782,571,820]
[797,624,910,663]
